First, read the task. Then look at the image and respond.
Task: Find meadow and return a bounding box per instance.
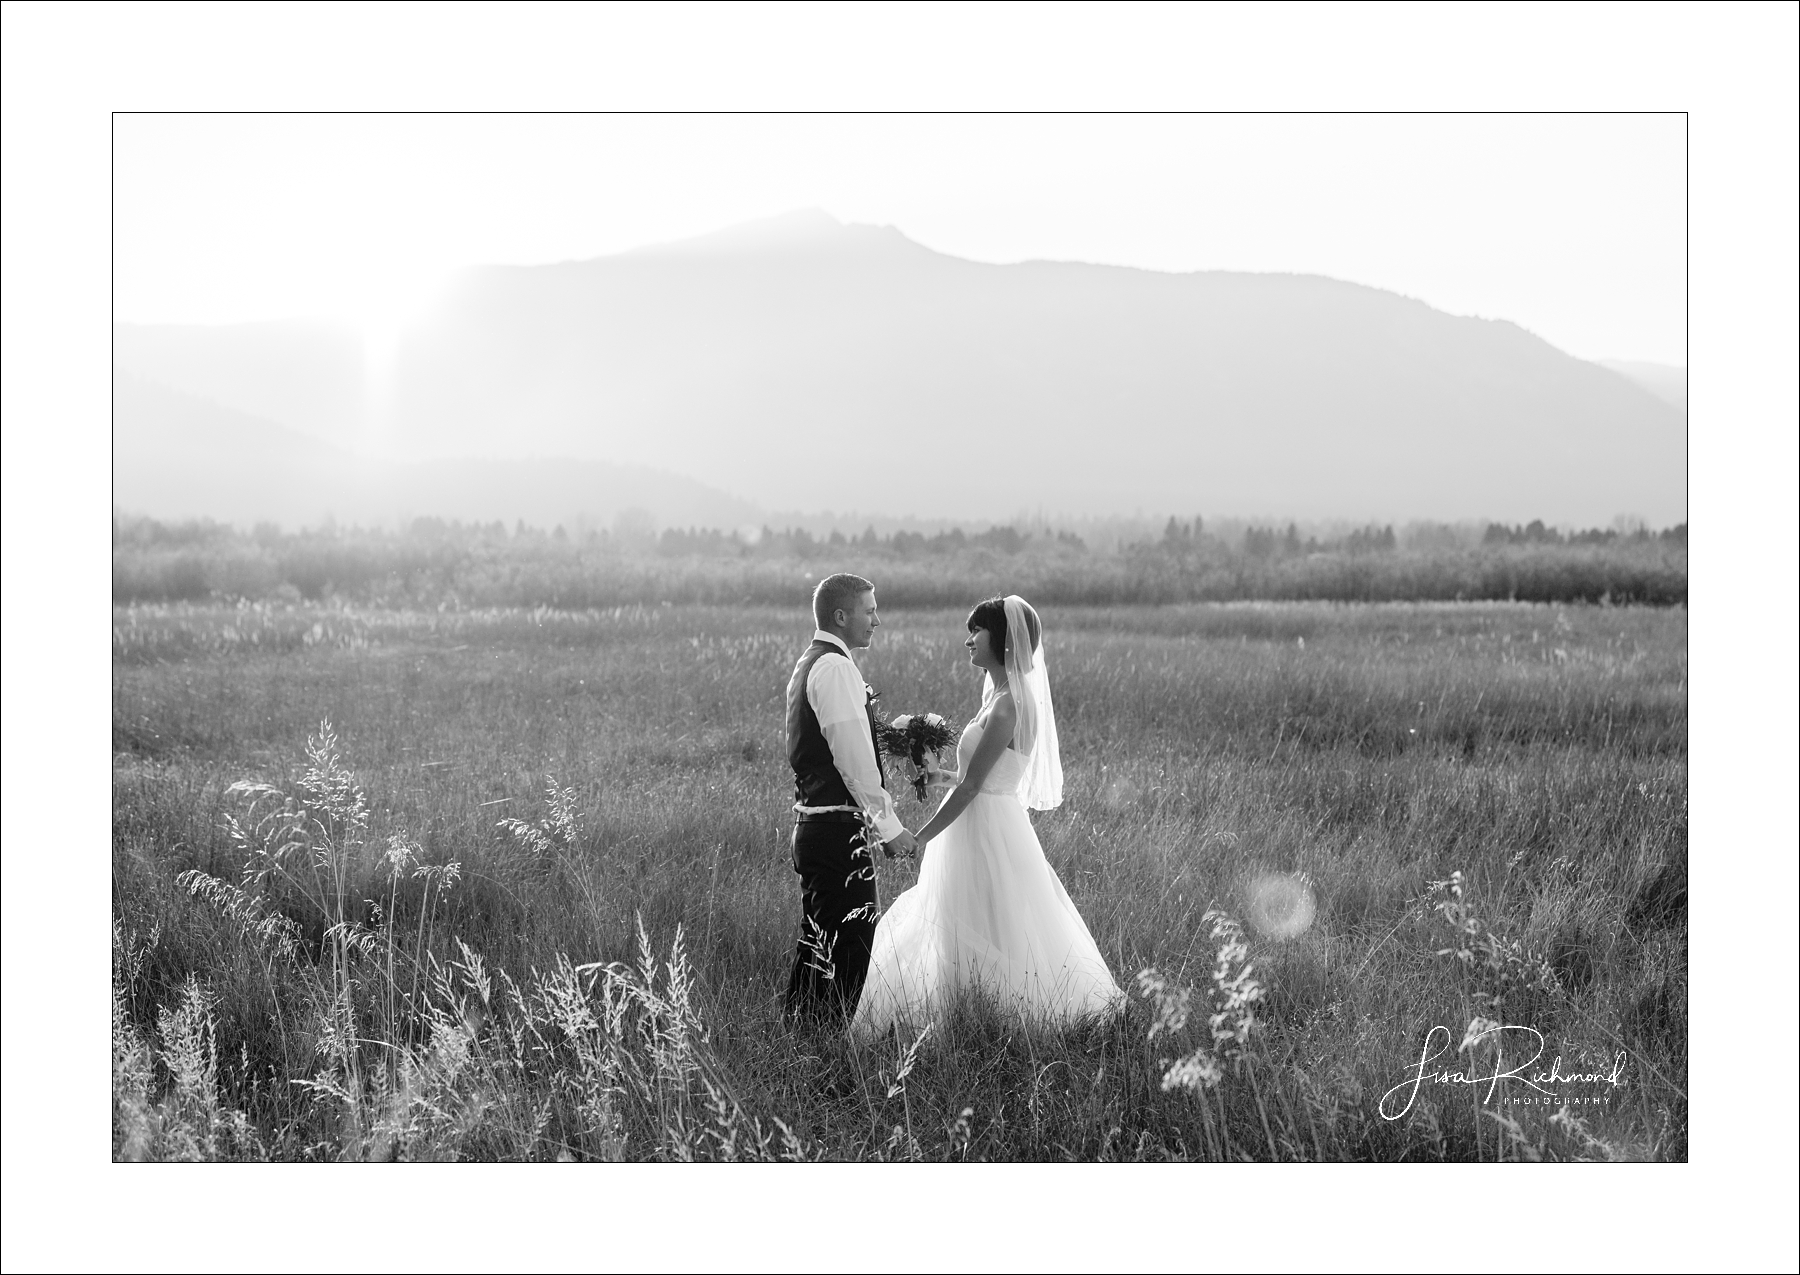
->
[112,597,1687,1162]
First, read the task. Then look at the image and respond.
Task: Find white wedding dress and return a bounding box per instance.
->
[852,669,1125,1035]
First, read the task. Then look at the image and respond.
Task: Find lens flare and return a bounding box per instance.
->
[1098,775,1139,809]
[1245,872,1317,940]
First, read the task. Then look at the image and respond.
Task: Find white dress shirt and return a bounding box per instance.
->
[806,629,903,841]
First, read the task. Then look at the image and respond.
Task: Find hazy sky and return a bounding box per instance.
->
[114,113,1686,365]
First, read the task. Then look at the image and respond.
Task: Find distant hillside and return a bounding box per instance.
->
[114,373,350,526]
[1598,360,1687,414]
[114,319,368,453]
[387,212,1684,525]
[113,374,763,532]
[114,210,1687,526]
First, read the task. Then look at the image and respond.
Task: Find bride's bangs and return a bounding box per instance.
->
[967,596,1008,643]
[967,596,1043,655]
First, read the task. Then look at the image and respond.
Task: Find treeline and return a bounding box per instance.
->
[654,522,1085,559]
[1482,519,1685,547]
[1168,516,1686,558]
[113,515,1688,608]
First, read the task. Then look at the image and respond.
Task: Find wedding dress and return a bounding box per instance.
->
[852,598,1124,1035]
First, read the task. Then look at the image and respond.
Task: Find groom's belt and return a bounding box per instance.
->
[793,802,865,824]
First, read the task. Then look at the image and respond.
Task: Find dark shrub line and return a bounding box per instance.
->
[113,516,1687,608]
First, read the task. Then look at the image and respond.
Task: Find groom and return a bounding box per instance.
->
[783,572,916,1020]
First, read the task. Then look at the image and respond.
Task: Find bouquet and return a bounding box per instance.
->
[876,712,958,800]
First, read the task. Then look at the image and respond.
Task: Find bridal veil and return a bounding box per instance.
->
[998,594,1062,811]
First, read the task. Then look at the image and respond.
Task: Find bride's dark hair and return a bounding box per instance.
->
[967,595,1040,658]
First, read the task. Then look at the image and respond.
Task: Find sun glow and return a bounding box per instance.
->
[343,271,452,456]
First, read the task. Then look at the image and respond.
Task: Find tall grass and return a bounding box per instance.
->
[112,600,1686,1160]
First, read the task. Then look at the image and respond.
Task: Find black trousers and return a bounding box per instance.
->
[784,818,879,1021]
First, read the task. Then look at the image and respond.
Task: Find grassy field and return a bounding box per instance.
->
[112,598,1687,1161]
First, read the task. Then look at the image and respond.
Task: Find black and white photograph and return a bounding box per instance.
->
[3,5,1797,1273]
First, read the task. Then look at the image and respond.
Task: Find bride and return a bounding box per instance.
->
[852,595,1124,1035]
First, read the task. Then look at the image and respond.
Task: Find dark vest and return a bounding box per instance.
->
[787,639,885,809]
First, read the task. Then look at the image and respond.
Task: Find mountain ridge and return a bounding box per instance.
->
[1597,359,1686,413]
[114,211,1686,526]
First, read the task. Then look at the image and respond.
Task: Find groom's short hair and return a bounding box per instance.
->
[813,572,875,629]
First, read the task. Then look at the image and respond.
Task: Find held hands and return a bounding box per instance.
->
[883,828,919,860]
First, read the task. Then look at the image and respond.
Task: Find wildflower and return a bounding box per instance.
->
[1137,910,1267,1094]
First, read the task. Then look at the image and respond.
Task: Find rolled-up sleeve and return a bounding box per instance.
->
[809,655,903,840]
